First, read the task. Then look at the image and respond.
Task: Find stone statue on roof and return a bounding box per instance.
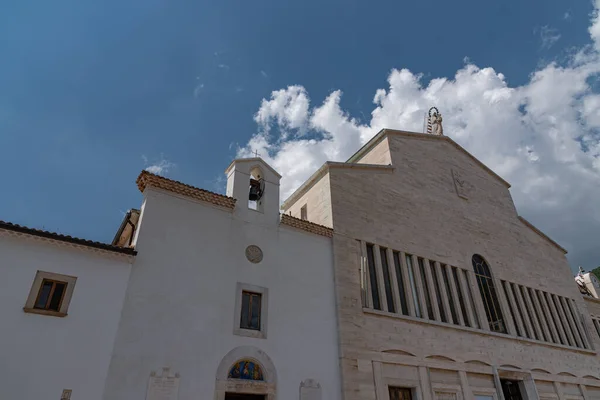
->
[428,107,443,136]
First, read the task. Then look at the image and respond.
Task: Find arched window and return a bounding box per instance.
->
[472,254,507,333]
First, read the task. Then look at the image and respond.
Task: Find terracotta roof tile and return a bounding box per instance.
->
[0,220,137,255]
[136,171,236,210]
[280,214,333,238]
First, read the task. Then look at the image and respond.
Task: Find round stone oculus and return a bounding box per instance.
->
[245,245,263,263]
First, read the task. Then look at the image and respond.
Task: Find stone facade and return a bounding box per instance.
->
[283,129,600,400]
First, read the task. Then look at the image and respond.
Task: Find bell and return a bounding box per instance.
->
[249,179,262,201]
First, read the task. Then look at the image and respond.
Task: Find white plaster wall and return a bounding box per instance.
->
[103,188,342,400]
[0,232,132,400]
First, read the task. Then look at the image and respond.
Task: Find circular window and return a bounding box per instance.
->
[245,245,263,264]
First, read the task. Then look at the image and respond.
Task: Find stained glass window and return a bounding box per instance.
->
[228,360,264,381]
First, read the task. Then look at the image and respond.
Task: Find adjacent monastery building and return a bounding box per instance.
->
[2,118,600,400]
[283,128,600,400]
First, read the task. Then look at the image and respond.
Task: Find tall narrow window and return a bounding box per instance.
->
[393,252,409,315]
[240,291,262,330]
[300,204,308,220]
[406,254,421,318]
[452,267,470,327]
[593,318,600,338]
[441,265,459,324]
[536,290,557,343]
[502,282,522,337]
[463,270,480,329]
[418,258,434,320]
[431,263,447,322]
[380,248,395,313]
[544,291,565,345]
[519,286,539,340]
[472,254,507,333]
[366,244,381,310]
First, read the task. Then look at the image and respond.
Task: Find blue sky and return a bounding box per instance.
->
[1,0,599,270]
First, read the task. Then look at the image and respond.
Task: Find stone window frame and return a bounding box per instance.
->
[233,282,268,339]
[383,379,422,400]
[24,270,77,318]
[431,383,463,400]
[472,387,497,400]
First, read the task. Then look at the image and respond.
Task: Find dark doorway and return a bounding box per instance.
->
[225,394,265,400]
[501,379,523,400]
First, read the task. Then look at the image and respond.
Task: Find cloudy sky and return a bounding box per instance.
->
[1,0,599,272]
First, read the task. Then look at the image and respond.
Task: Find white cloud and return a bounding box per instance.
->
[591,0,600,50]
[193,83,204,98]
[539,25,561,49]
[238,1,600,270]
[564,11,571,21]
[143,156,174,176]
[218,64,230,70]
[261,70,269,78]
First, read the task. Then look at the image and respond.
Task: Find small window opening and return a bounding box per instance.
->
[300,204,308,220]
[34,279,67,312]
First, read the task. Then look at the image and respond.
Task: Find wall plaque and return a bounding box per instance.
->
[300,379,322,400]
[146,367,180,400]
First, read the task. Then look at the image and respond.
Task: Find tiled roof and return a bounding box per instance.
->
[0,220,137,255]
[280,214,334,238]
[136,171,237,210]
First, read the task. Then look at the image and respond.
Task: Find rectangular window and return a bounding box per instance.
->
[431,263,447,323]
[240,291,262,330]
[406,254,421,318]
[393,251,409,315]
[34,279,67,312]
[366,244,381,310]
[300,204,308,220]
[441,265,459,324]
[452,267,470,327]
[389,387,413,400]
[380,248,395,313]
[418,258,434,320]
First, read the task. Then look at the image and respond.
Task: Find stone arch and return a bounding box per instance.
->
[382,349,417,357]
[531,368,551,374]
[425,355,456,362]
[215,346,277,400]
[558,372,577,377]
[465,360,492,367]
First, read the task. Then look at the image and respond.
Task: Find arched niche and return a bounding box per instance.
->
[215,346,277,400]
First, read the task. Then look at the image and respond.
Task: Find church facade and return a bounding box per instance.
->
[2,127,600,400]
[283,129,600,400]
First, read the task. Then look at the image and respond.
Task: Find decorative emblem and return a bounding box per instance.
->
[451,169,468,199]
[245,245,263,263]
[61,390,72,400]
